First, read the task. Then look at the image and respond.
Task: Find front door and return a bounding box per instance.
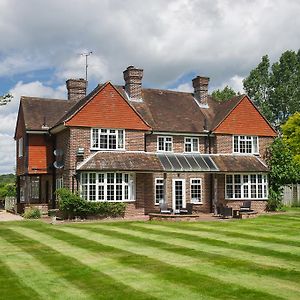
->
[172,179,186,213]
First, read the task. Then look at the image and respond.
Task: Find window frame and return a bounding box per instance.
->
[190,178,202,204]
[157,136,173,152]
[225,173,268,200]
[30,176,40,200]
[18,137,23,158]
[154,178,164,205]
[80,172,135,202]
[233,135,259,155]
[90,128,125,151]
[184,137,199,153]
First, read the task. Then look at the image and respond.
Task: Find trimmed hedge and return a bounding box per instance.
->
[56,188,126,219]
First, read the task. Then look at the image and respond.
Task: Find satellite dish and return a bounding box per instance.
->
[54,149,63,156]
[53,161,64,169]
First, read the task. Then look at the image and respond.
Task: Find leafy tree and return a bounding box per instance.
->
[266,138,299,210]
[0,94,13,106]
[211,85,238,102]
[243,55,272,120]
[282,112,300,164]
[243,50,300,127]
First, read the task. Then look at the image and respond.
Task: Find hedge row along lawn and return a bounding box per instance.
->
[0,209,300,299]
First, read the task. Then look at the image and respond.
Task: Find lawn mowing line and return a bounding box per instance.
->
[129,224,300,255]
[9,226,218,300]
[0,235,90,300]
[163,222,300,243]
[0,259,41,300]
[109,223,300,266]
[1,228,155,300]
[85,223,300,282]
[170,222,300,245]
[56,226,300,300]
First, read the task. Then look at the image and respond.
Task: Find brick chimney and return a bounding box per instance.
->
[66,78,87,101]
[192,76,210,107]
[123,66,143,101]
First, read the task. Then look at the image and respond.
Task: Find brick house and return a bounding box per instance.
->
[14,66,277,216]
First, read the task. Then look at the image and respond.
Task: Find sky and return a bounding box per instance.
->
[0,0,300,174]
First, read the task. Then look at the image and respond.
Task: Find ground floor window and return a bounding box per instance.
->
[30,176,39,199]
[190,178,202,203]
[80,172,135,202]
[155,178,164,205]
[225,174,268,199]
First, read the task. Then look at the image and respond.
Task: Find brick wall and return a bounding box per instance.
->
[143,172,212,214]
[146,134,206,153]
[213,134,232,154]
[259,136,274,160]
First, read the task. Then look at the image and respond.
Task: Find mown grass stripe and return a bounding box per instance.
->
[54,225,300,299]
[93,222,300,281]
[129,222,300,257]
[0,235,89,300]
[0,228,155,300]
[9,225,219,300]
[99,222,300,268]
[168,222,300,245]
[0,258,41,300]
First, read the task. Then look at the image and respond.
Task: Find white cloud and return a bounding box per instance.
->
[0,81,66,173]
[211,75,245,94]
[171,82,193,92]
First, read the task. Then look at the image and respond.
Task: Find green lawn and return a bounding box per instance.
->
[0,210,300,299]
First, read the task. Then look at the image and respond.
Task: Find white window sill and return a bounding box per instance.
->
[86,200,136,203]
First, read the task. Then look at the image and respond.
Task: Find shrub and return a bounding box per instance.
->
[23,208,41,219]
[56,188,126,219]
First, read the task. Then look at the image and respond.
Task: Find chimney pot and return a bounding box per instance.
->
[66,78,87,101]
[123,66,143,101]
[192,76,210,107]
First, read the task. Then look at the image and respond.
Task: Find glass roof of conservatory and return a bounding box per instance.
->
[157,153,219,172]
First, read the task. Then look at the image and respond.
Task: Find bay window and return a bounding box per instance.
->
[225,174,268,199]
[80,172,135,202]
[233,136,259,154]
[91,128,124,150]
[157,136,173,152]
[185,137,199,153]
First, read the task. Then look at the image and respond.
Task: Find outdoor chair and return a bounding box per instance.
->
[219,206,232,218]
[159,202,173,214]
[239,201,252,212]
[179,203,193,215]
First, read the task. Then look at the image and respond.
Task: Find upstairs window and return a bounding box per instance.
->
[91,128,124,150]
[157,136,173,152]
[185,137,199,153]
[18,137,23,158]
[233,136,258,154]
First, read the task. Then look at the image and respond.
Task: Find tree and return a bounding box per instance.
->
[243,55,272,121]
[211,85,238,102]
[282,112,300,164]
[266,138,299,210]
[243,50,300,127]
[0,94,13,106]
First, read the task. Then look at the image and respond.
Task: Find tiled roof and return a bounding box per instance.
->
[77,152,267,173]
[21,97,76,130]
[210,155,268,172]
[77,152,163,172]
[19,84,247,134]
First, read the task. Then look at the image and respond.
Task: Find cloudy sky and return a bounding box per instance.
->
[0,0,299,174]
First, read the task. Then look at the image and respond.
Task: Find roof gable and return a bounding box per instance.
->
[65,82,150,130]
[214,95,277,136]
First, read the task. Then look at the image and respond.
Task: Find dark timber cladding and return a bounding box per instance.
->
[158,153,219,172]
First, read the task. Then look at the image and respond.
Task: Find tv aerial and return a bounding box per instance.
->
[80,51,93,81]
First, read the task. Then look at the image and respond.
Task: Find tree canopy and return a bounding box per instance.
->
[243,50,300,127]
[282,112,300,164]
[211,85,238,102]
[0,94,13,106]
